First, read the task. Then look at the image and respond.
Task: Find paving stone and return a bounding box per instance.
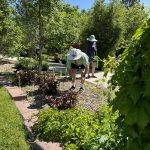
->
[5,86,27,100]
[15,101,38,120]
[33,140,62,150]
[24,121,35,140]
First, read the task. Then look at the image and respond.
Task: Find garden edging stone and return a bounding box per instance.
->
[5,86,27,101]
[10,90,62,150]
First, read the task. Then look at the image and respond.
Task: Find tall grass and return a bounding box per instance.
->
[0,86,30,150]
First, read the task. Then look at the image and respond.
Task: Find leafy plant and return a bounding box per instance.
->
[15,57,48,71]
[41,60,49,71]
[16,70,37,85]
[103,55,120,77]
[111,19,150,150]
[46,91,78,109]
[41,54,49,61]
[33,106,119,150]
[15,57,37,70]
[34,72,59,95]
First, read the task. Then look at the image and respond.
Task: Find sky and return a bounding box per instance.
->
[65,0,150,11]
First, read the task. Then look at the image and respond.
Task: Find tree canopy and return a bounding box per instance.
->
[0,0,148,68]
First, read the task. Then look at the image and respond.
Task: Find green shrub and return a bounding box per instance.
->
[15,57,49,71]
[41,61,49,71]
[33,106,119,150]
[41,54,49,61]
[34,72,59,95]
[15,57,38,70]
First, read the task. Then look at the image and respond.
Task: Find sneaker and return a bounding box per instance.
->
[79,87,84,94]
[69,86,76,91]
[86,75,91,79]
[91,75,97,78]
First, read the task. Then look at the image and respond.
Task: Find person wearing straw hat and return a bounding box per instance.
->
[86,35,98,78]
[67,48,89,93]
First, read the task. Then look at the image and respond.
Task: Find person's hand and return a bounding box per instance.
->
[82,72,86,77]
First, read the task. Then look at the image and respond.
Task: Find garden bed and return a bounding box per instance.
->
[21,77,109,112]
[0,58,115,150]
[0,58,109,112]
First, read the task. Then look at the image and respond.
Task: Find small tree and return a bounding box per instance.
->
[0,0,23,57]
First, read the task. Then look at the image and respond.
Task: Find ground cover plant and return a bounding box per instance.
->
[14,70,79,109]
[0,86,30,150]
[16,70,37,85]
[33,106,119,150]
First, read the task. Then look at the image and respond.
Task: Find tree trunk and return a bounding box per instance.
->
[38,0,43,73]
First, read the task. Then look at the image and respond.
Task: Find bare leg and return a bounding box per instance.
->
[91,61,96,76]
[70,69,76,86]
[80,69,85,85]
[86,63,90,77]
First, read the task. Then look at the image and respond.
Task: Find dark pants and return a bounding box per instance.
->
[71,63,85,69]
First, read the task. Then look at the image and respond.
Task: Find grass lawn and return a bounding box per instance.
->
[0,85,31,150]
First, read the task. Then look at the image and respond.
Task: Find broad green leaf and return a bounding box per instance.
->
[143,82,150,98]
[143,101,150,117]
[137,106,149,129]
[126,126,138,138]
[125,107,138,125]
[128,84,143,104]
[127,138,141,150]
[114,96,134,115]
[144,142,150,150]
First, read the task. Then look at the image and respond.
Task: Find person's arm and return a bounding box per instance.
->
[92,42,97,51]
[67,59,71,69]
[82,54,89,76]
[66,59,72,77]
[84,64,89,76]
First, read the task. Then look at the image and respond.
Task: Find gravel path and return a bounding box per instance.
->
[58,77,109,112]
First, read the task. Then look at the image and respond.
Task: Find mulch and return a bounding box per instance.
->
[58,77,109,112]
